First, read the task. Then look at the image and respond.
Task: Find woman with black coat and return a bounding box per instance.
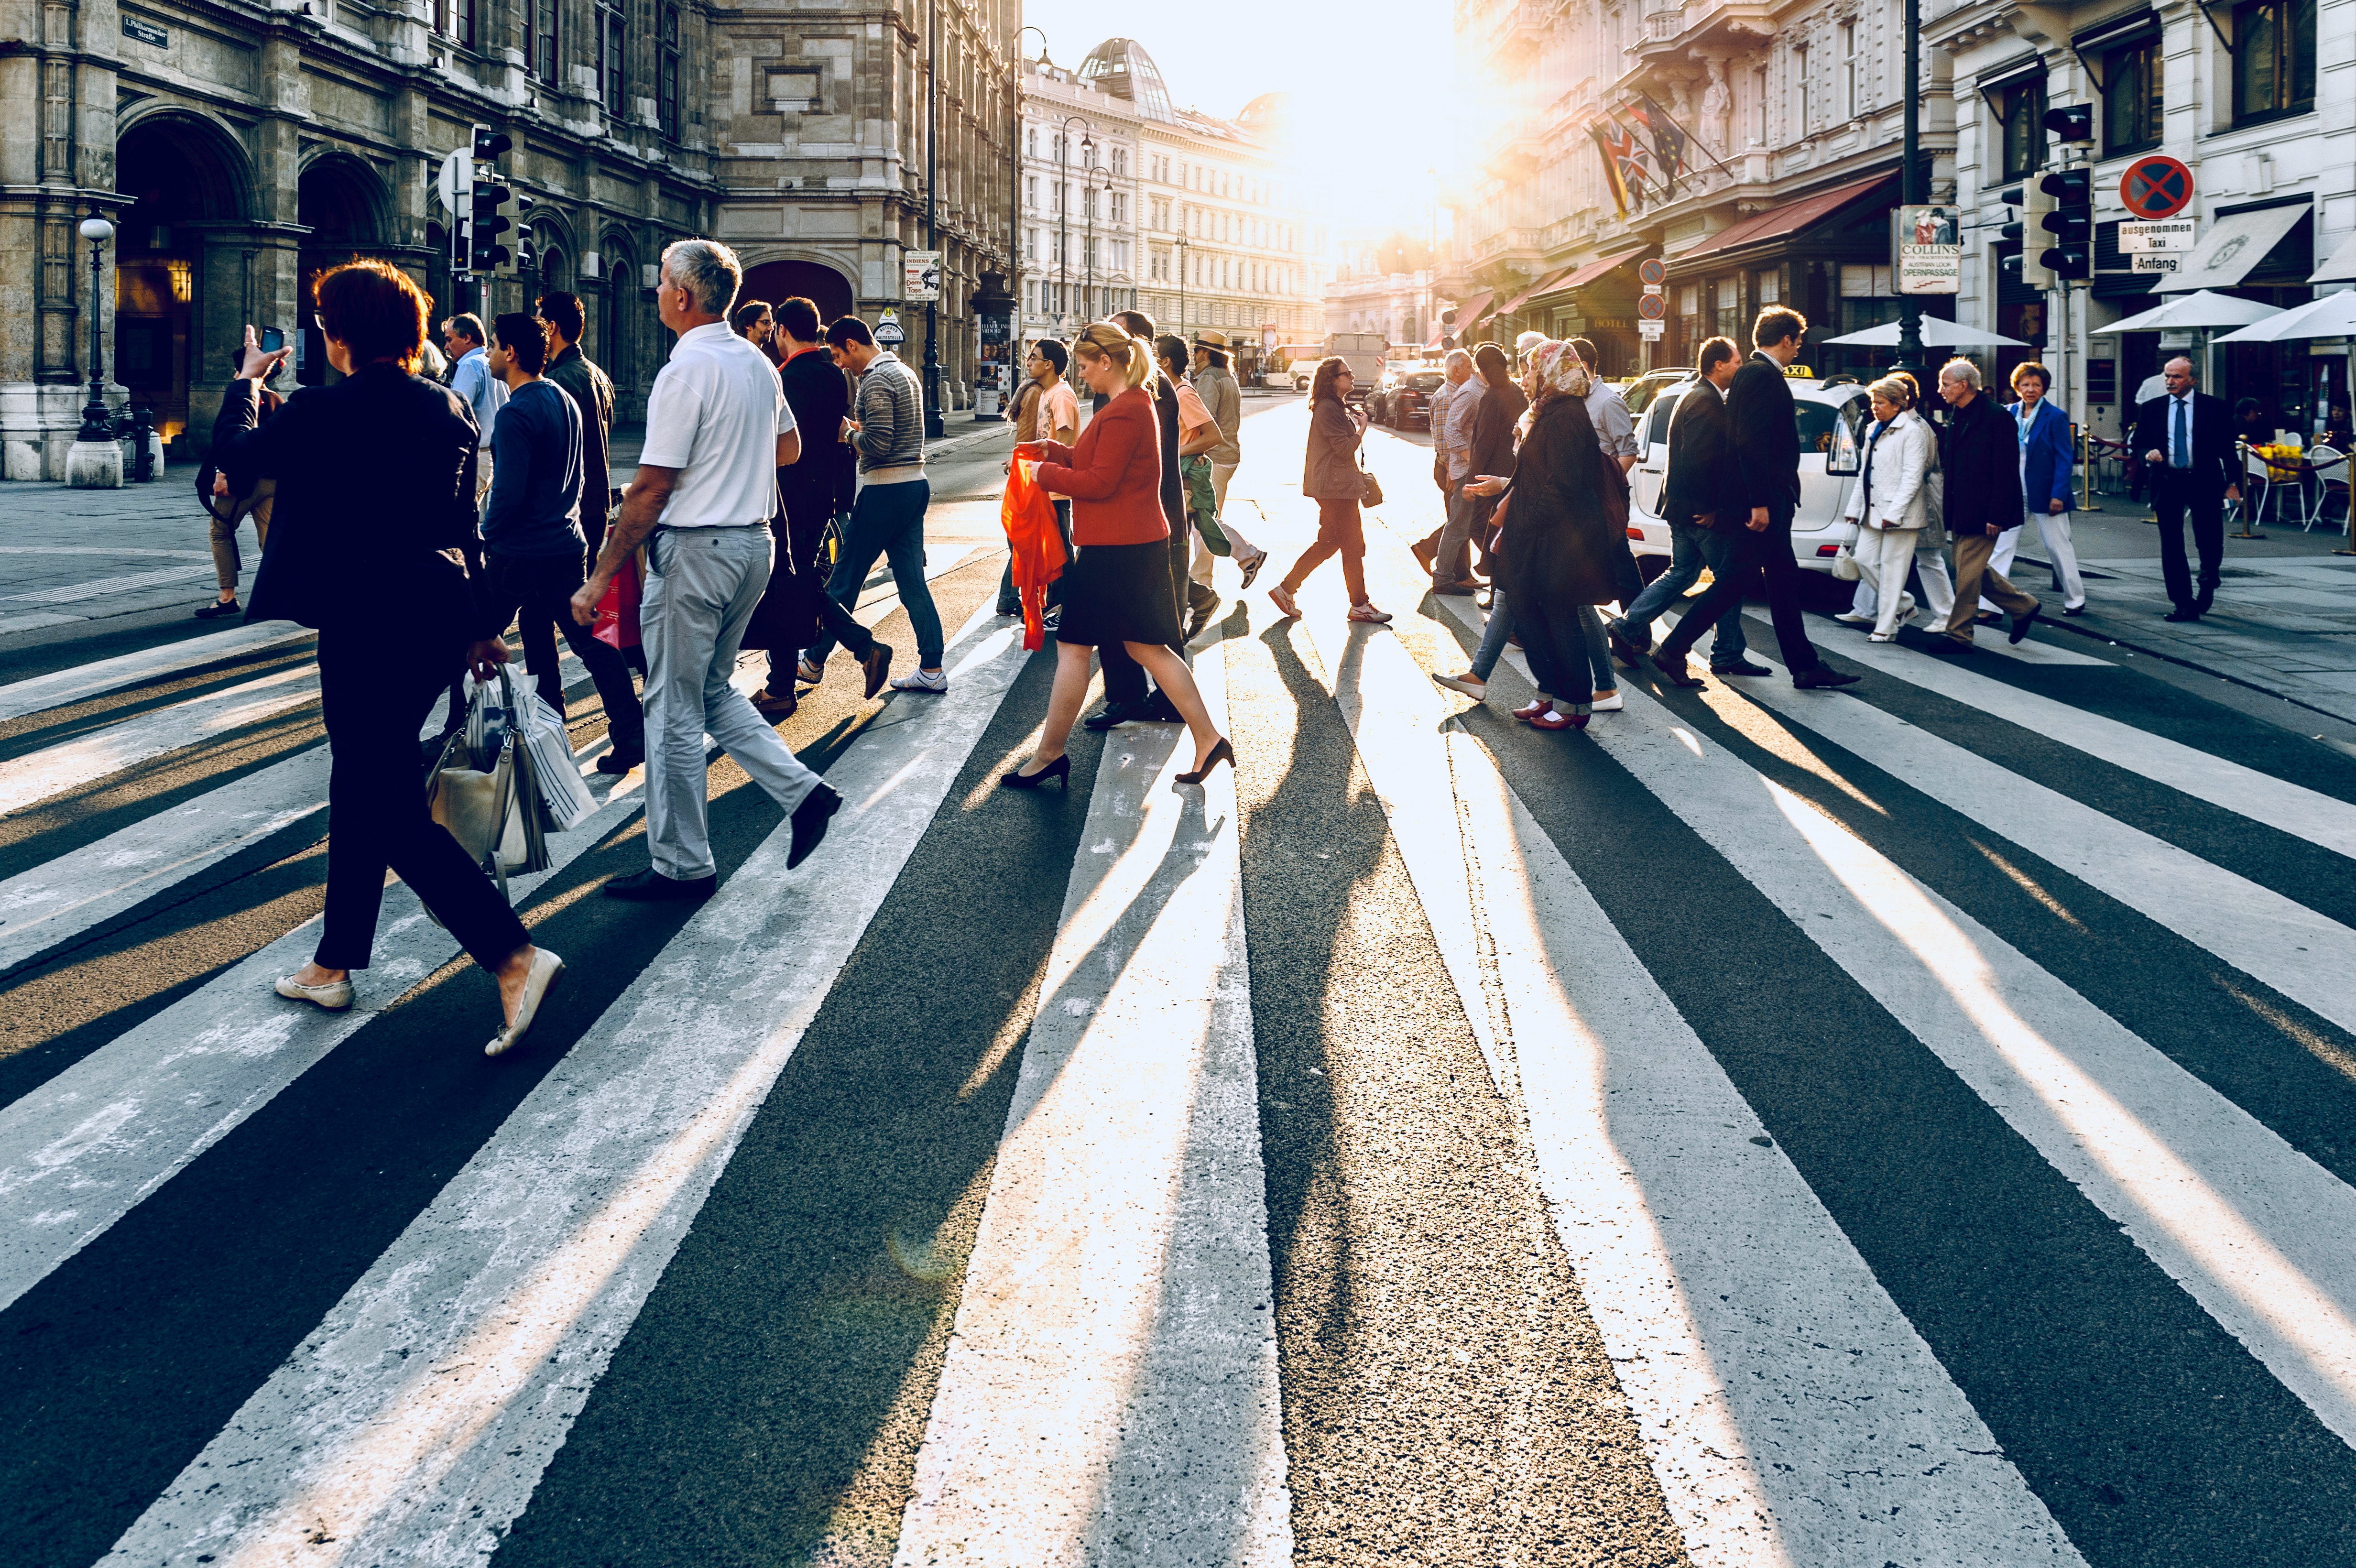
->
[1464,341,1628,731]
[1267,357,1391,624]
[208,262,564,1057]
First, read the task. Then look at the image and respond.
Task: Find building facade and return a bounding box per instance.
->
[1442,0,1943,380]
[1015,41,1327,379]
[1932,0,2353,449]
[1323,232,1440,347]
[0,0,1014,481]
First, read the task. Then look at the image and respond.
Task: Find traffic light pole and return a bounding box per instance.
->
[1894,0,1924,384]
[921,0,946,440]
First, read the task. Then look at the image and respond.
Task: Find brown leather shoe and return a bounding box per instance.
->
[860,641,895,700]
[752,687,798,720]
[1411,536,1439,577]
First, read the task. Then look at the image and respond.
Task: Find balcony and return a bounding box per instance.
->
[1485,0,1551,62]
[1486,115,1549,174]
[1472,227,1549,265]
[1627,0,1776,69]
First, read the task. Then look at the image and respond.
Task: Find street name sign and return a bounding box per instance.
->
[2120,155,2194,220]
[2119,219,2196,252]
[902,250,941,302]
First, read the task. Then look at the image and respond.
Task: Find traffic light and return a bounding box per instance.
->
[2044,104,2094,144]
[467,124,513,274]
[2040,166,2094,281]
[499,188,535,278]
[1999,182,2055,291]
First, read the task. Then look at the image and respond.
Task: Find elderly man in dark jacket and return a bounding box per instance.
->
[1650,309,1855,689]
[1935,357,2039,651]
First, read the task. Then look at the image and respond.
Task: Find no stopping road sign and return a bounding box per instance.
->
[2120,155,2194,220]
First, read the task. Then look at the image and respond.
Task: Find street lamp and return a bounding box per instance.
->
[1083,163,1113,323]
[921,0,945,437]
[1893,0,1925,384]
[1057,116,1092,333]
[76,216,116,444]
[1013,26,1047,343]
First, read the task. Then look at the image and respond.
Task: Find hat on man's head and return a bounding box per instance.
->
[1191,329,1231,349]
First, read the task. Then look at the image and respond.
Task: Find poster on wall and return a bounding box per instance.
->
[1893,206,1963,295]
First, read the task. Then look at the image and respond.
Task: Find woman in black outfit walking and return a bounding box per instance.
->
[208,261,564,1057]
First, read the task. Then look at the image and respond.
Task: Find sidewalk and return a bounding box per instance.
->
[2018,494,2356,728]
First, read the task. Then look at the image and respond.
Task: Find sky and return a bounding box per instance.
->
[1014,0,1456,237]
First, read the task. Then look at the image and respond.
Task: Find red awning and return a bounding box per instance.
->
[1507,251,1647,312]
[1452,289,1497,329]
[1500,269,1574,316]
[1673,175,1895,265]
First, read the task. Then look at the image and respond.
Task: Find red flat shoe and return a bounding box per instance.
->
[1528,708,1587,731]
[1511,699,1549,723]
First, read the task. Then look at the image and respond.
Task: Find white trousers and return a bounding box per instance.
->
[1984,509,2085,609]
[1852,525,1926,635]
[1848,540,1956,624]
[640,525,822,882]
[1188,460,1262,588]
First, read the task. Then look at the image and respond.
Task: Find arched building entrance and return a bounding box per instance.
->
[739,259,856,331]
[295,156,390,388]
[114,115,251,449]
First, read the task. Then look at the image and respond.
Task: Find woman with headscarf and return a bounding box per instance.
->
[1454,340,1627,731]
[1267,357,1391,624]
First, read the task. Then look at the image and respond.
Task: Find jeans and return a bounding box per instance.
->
[479,550,644,753]
[315,617,529,972]
[641,526,825,881]
[1470,588,1516,682]
[1616,522,1747,664]
[806,478,944,669]
[1434,482,1481,589]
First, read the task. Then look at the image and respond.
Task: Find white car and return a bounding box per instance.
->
[1626,373,1870,577]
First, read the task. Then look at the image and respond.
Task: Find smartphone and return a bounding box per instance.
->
[260,327,285,353]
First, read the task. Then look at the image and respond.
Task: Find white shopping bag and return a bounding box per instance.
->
[517,689,598,832]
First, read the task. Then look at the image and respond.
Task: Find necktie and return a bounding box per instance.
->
[2172,398,2189,468]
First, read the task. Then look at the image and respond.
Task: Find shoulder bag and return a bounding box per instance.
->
[1357,450,1385,509]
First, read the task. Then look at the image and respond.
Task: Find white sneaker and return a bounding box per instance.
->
[796,658,824,685]
[1590,691,1625,711]
[1833,610,1874,626]
[890,668,949,694]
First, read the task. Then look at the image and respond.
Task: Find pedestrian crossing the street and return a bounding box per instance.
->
[3,506,2356,1566]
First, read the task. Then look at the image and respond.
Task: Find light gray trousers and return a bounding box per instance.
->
[641,524,822,881]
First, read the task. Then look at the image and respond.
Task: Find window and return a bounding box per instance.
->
[1112,148,1126,176]
[1026,128,1037,157]
[1839,22,1857,118]
[659,6,681,135]
[1025,175,1037,208]
[597,0,625,109]
[1796,44,1811,130]
[1754,66,1768,145]
[526,0,556,82]
[1993,75,2046,181]
[2102,33,2163,154]
[2235,0,2316,122]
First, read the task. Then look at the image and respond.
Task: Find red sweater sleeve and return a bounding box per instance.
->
[1036,406,1142,501]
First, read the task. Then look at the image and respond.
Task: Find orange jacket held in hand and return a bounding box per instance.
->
[1001,454,1067,651]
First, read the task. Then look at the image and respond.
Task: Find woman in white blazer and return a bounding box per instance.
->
[1842,375,1939,640]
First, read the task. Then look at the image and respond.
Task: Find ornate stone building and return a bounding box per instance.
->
[0,0,1013,480]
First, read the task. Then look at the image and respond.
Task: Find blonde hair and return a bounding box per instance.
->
[1075,321,1149,391]
[1867,374,1916,411]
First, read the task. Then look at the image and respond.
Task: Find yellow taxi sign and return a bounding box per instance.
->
[1783,364,1815,379]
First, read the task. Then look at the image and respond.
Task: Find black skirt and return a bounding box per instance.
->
[1052,536,1183,650]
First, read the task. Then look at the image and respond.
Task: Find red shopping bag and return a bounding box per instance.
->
[1002,453,1067,651]
[591,554,644,651]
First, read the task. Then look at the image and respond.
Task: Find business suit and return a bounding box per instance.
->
[1655,351,1827,677]
[211,364,530,973]
[1940,389,2037,643]
[2133,388,2235,613]
[1993,396,2085,610]
[1613,379,1749,665]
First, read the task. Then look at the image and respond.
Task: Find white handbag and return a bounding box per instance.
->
[1831,540,1862,581]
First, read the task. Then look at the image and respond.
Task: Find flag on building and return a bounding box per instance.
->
[1590,117,1648,216]
[1630,95,1691,199]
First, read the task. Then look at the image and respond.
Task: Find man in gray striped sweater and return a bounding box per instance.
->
[800,316,949,692]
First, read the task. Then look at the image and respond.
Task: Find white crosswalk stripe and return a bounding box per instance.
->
[1,512,2355,1566]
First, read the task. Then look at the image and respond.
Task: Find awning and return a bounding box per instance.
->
[1671,175,1895,266]
[2157,202,2307,292]
[1499,268,1575,317]
[1451,289,1497,330]
[2312,229,2356,284]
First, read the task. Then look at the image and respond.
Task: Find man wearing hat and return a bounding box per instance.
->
[1184,331,1268,627]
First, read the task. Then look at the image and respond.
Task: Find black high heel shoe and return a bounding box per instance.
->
[1175,737,1233,785]
[1001,754,1070,790]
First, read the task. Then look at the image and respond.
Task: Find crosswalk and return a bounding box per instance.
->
[3,495,2356,1566]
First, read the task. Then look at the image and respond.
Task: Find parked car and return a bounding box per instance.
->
[1370,366,1447,429]
[1625,372,1870,578]
[1618,367,1698,419]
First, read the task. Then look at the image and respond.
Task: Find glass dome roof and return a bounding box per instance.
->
[1079,38,1174,123]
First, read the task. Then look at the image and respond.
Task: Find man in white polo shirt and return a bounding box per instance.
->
[571,237,842,901]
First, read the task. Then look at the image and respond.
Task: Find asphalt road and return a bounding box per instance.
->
[1,398,2354,1566]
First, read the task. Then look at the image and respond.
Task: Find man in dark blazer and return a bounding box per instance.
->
[2132,355,2241,621]
[1609,336,1759,673]
[1934,358,2038,651]
[744,295,892,716]
[1650,309,1856,689]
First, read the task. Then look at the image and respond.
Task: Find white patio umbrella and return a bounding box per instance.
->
[1821,317,2029,348]
[2211,290,2356,344]
[2093,290,2281,334]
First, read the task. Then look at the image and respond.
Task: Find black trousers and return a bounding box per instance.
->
[1098,523,1191,707]
[777,494,875,676]
[2150,469,2225,609]
[1657,510,1822,675]
[481,551,645,752]
[316,620,531,972]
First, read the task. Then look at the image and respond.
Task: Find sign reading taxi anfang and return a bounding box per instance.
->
[1893,205,1963,295]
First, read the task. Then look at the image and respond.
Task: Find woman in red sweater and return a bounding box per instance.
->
[1005,322,1232,788]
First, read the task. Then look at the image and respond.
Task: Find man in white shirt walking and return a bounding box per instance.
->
[442,314,505,503]
[571,238,842,901]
